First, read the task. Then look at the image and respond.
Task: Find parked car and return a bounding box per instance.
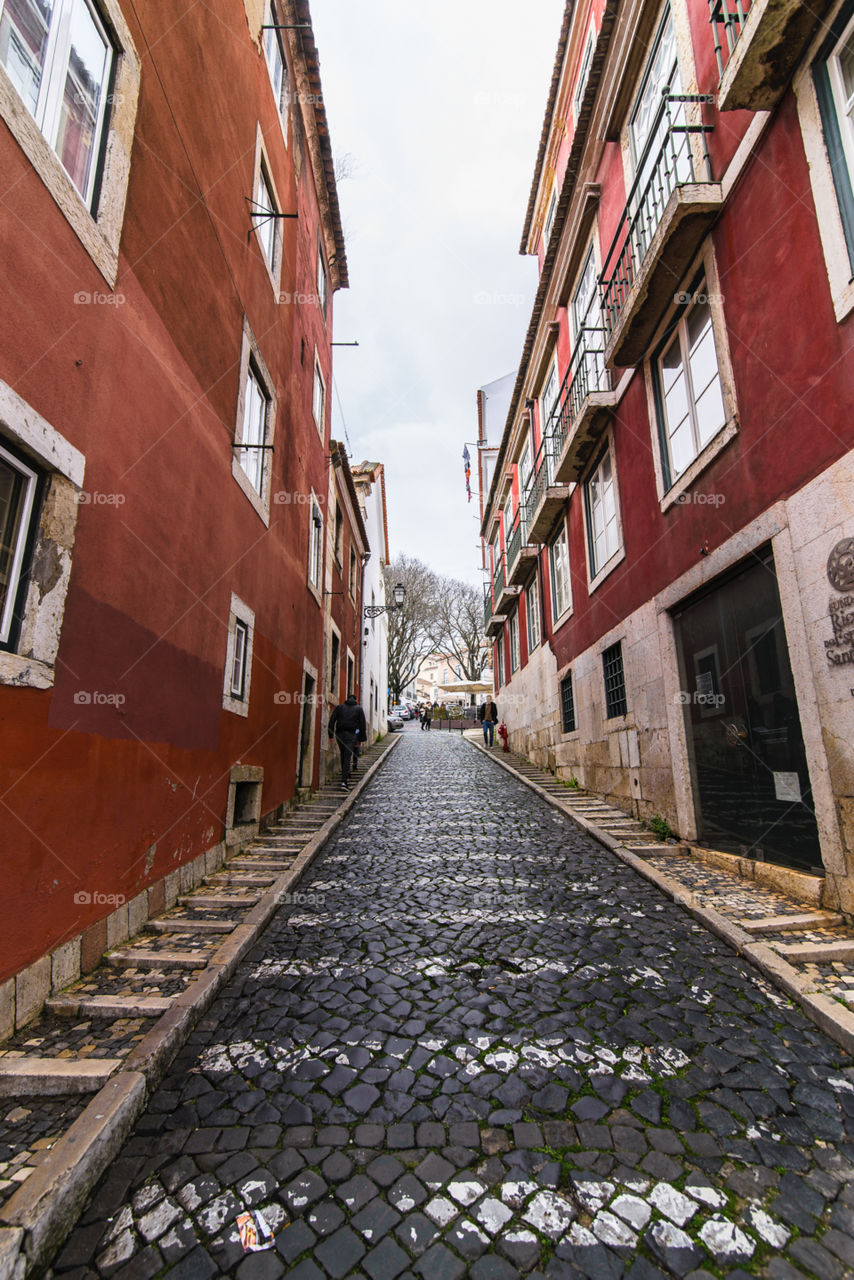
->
[390,704,410,720]
[388,714,404,731]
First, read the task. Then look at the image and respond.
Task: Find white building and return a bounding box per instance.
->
[353,462,390,742]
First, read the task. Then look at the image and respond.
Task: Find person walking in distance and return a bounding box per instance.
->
[421,703,433,731]
[328,693,366,790]
[478,697,498,748]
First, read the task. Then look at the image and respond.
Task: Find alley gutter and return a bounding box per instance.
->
[0,734,401,1280]
[466,737,854,1059]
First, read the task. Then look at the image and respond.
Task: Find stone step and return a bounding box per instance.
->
[47,995,174,1018]
[229,858,294,871]
[106,950,209,970]
[773,940,854,964]
[0,1056,124,1096]
[741,912,844,935]
[624,843,684,854]
[178,893,261,909]
[205,873,276,887]
[145,918,236,934]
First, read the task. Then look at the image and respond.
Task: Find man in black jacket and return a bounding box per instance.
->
[477,697,498,748]
[328,694,367,790]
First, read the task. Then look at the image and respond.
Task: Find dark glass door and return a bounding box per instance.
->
[673,551,821,871]
[297,673,315,789]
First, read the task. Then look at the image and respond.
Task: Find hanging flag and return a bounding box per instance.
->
[462,445,472,503]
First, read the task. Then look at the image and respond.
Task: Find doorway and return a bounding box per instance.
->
[673,549,821,871]
[297,672,315,789]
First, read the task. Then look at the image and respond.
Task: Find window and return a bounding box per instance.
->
[560,671,576,733]
[526,576,541,652]
[317,238,328,315]
[509,610,520,672]
[263,1,290,128]
[549,523,571,621]
[349,547,358,597]
[313,358,325,435]
[0,439,40,649]
[602,641,627,718]
[230,619,248,699]
[518,437,533,506]
[0,0,114,206]
[496,637,505,688]
[574,29,595,120]
[629,10,680,177]
[370,588,375,631]
[540,357,559,434]
[308,497,323,589]
[223,594,255,716]
[329,629,340,692]
[346,654,354,697]
[543,185,558,248]
[253,164,278,271]
[654,287,726,486]
[585,445,621,578]
[813,7,854,272]
[333,502,343,565]
[239,364,270,496]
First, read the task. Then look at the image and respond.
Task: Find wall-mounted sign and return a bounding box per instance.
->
[825,539,854,667]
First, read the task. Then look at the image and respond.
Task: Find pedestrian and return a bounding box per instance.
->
[478,697,498,747]
[328,693,366,790]
[421,703,433,731]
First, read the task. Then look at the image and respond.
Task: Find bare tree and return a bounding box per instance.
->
[384,555,441,703]
[431,579,489,687]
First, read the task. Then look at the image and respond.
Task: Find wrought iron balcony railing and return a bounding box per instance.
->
[600,94,714,341]
[565,322,611,422]
[709,0,752,77]
[493,554,506,605]
[483,584,494,630]
[525,432,560,520]
[506,511,523,577]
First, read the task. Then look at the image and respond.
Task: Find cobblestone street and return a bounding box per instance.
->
[53,729,854,1280]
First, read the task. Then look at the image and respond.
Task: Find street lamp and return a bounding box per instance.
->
[365,583,405,618]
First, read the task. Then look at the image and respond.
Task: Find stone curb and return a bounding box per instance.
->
[0,735,400,1279]
[466,737,854,1057]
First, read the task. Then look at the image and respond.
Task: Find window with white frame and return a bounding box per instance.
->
[509,609,520,672]
[496,636,505,687]
[223,595,255,716]
[239,363,270,496]
[549,523,571,621]
[253,163,278,271]
[574,28,595,120]
[540,357,559,435]
[317,238,328,315]
[585,444,621,578]
[813,6,854,272]
[526,576,541,652]
[263,0,290,129]
[313,358,325,435]
[0,439,40,650]
[543,184,558,248]
[308,496,323,588]
[518,436,533,510]
[654,285,726,486]
[0,0,114,206]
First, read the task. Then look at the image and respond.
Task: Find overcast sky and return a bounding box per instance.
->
[311,0,565,585]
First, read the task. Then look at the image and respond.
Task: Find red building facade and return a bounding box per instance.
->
[0,0,353,1016]
[482,0,854,906]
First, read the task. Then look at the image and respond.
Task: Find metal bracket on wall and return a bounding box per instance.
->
[245,198,298,241]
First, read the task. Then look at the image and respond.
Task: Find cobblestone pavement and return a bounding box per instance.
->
[52,730,854,1280]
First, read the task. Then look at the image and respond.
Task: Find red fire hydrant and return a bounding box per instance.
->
[498,722,509,753]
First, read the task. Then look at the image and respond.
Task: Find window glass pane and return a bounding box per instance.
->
[541,364,558,424]
[0,0,53,114]
[0,457,27,638]
[839,31,854,102]
[572,250,598,337]
[53,0,109,199]
[264,10,288,116]
[241,368,266,493]
[231,622,247,696]
[630,12,678,166]
[693,378,726,448]
[254,169,276,267]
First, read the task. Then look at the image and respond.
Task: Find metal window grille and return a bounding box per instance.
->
[560,672,576,733]
[602,641,627,718]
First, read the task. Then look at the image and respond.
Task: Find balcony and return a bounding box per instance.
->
[526,432,572,545]
[483,585,505,638]
[551,324,618,485]
[710,0,834,111]
[506,501,540,586]
[601,95,722,368]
